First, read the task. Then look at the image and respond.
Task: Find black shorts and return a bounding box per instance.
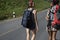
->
[25,20,36,30]
[47,20,52,31]
[26,23,36,30]
[47,20,52,27]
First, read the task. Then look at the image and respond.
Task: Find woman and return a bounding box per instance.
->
[46,2,53,40]
[25,1,38,40]
[46,0,60,40]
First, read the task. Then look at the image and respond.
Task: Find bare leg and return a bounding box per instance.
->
[47,26,52,40]
[52,31,57,40]
[31,29,36,40]
[26,28,30,40]
[48,31,52,40]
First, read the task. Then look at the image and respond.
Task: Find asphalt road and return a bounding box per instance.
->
[0,10,60,40]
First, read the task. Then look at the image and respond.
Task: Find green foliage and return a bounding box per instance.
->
[0,0,50,20]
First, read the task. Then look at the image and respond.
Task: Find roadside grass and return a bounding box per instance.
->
[0,0,50,20]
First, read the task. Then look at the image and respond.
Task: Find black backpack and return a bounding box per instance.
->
[21,9,33,27]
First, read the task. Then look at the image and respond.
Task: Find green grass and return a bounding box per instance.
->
[0,0,50,20]
[34,0,50,10]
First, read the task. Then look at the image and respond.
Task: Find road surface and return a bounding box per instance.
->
[0,10,60,40]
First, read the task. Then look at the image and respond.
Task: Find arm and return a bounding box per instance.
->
[46,8,50,21]
[33,9,38,32]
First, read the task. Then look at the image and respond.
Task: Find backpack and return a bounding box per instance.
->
[52,5,60,26]
[21,8,33,27]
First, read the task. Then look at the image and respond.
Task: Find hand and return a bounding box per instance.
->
[45,17,49,21]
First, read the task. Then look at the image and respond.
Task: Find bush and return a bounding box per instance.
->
[0,15,8,20]
[0,0,50,20]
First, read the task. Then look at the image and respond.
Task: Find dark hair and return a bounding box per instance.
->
[28,1,34,8]
[52,0,59,5]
